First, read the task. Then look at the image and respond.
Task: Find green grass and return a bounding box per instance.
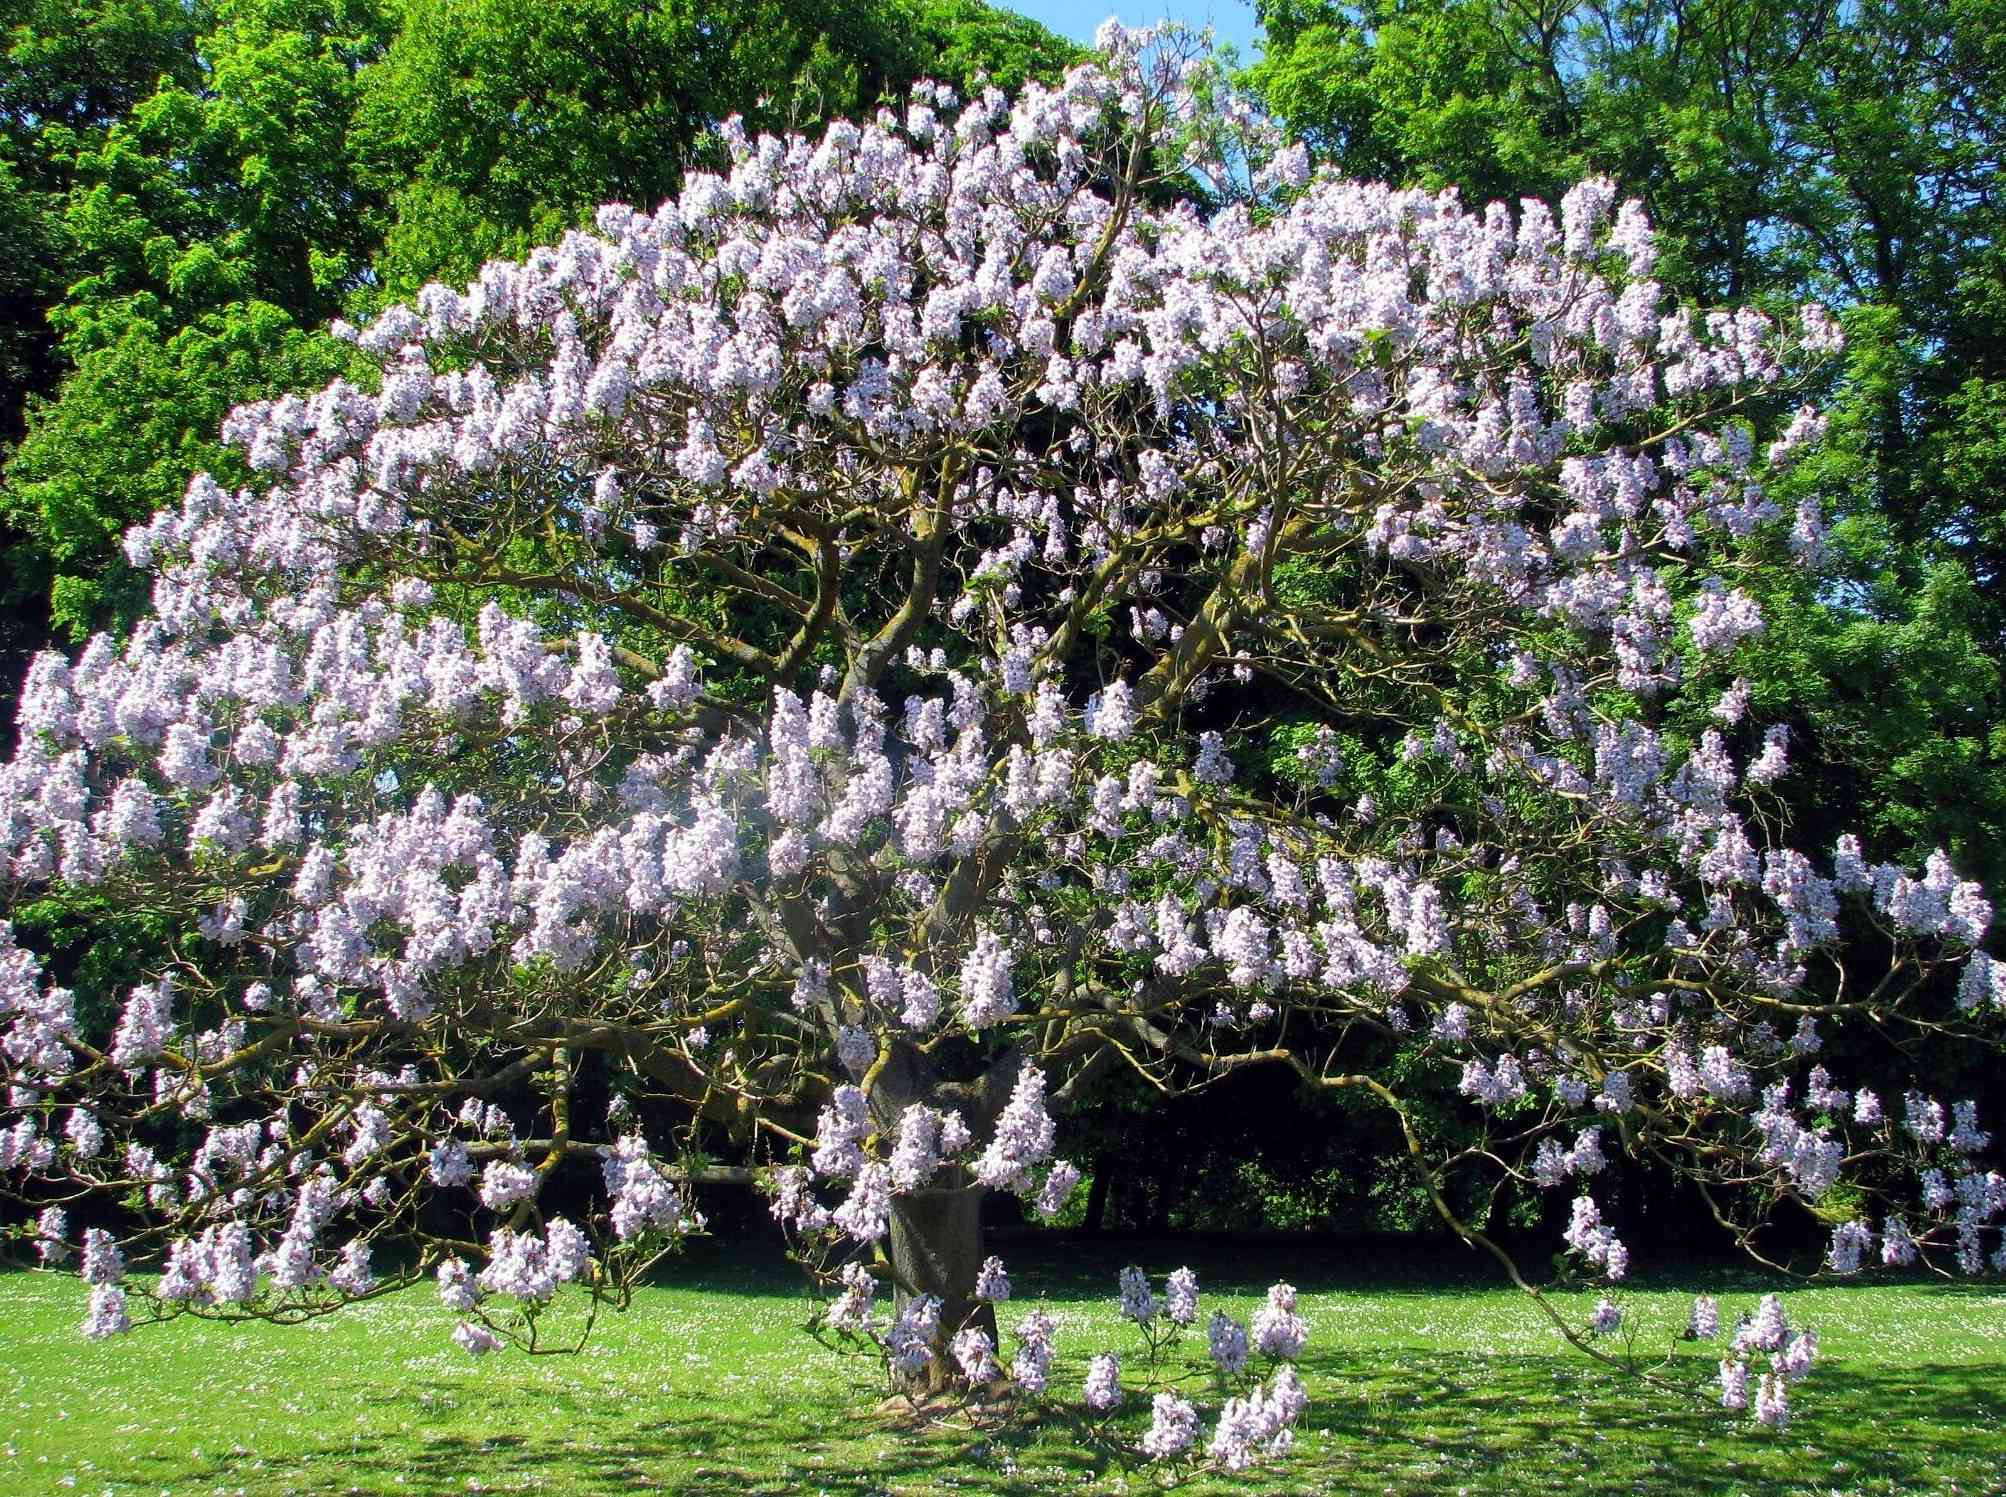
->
[2,1236,2003,1495]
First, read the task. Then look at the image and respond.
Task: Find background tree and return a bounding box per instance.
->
[0,0,206,442]
[2,0,394,642]
[0,0,1080,649]
[1248,0,2006,891]
[0,0,212,693]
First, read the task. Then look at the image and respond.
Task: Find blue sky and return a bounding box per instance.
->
[1006,1,1266,61]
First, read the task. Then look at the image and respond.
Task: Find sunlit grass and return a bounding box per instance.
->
[3,1235,2001,1494]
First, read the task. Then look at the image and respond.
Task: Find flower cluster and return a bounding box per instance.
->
[1706,1293,1818,1429]
[1562,1195,1630,1281]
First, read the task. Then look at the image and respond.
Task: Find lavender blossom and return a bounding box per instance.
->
[1251,1282,1309,1359]
[1141,1391,1199,1459]
[1209,1311,1250,1374]
[1082,1351,1122,1411]
[974,1255,1011,1302]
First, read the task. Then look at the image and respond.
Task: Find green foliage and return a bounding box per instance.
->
[0,0,217,679]
[0,0,204,148]
[906,0,1087,95]
[1250,0,1580,208]
[1249,0,2006,886]
[351,0,899,300]
[2,0,390,637]
[0,0,1078,645]
[0,154,64,451]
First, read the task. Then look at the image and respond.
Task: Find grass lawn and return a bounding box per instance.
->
[2,1234,2001,1495]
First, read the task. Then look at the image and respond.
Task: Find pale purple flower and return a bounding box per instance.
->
[959,929,1016,1028]
[1827,1221,1873,1275]
[545,1218,591,1282]
[1251,1282,1308,1359]
[1209,1311,1250,1374]
[1881,1215,1918,1266]
[1754,1371,1789,1428]
[478,1159,538,1212]
[886,1294,941,1375]
[83,1284,130,1339]
[827,1261,877,1332]
[1118,1264,1159,1324]
[1034,1160,1081,1217]
[1012,1308,1056,1393]
[1141,1391,1199,1459]
[974,1255,1011,1302]
[454,1320,503,1355]
[429,1138,473,1188]
[1718,1356,1749,1411]
[438,1257,479,1313]
[889,1105,941,1192]
[65,1108,105,1158]
[80,1227,123,1286]
[973,1067,1055,1191]
[329,1239,376,1296]
[33,1206,69,1264]
[1193,731,1235,786]
[1208,1365,1308,1471]
[835,1024,876,1074]
[832,1163,892,1242]
[1083,1351,1122,1411]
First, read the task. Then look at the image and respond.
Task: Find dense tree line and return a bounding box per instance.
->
[0,0,1080,654]
[1252,0,2006,890]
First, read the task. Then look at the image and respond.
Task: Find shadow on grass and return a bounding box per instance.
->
[666,1230,2006,1306]
[142,1348,2005,1495]
[653,1230,1547,1305]
[1282,1353,2004,1493]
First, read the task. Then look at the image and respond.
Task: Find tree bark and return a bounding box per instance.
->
[1082,1151,1112,1234]
[888,1184,995,1393]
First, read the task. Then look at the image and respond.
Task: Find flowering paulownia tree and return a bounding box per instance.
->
[2,21,2002,1466]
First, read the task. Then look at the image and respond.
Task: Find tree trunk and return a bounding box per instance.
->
[888,1184,995,1393]
[1082,1151,1112,1234]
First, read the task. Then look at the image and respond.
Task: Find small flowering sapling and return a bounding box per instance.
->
[1691,1294,1819,1430]
[1576,1290,1826,1431]
[1109,1262,1210,1390]
[1097,1267,1311,1473]
[873,1257,1315,1475]
[0,15,2000,1468]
